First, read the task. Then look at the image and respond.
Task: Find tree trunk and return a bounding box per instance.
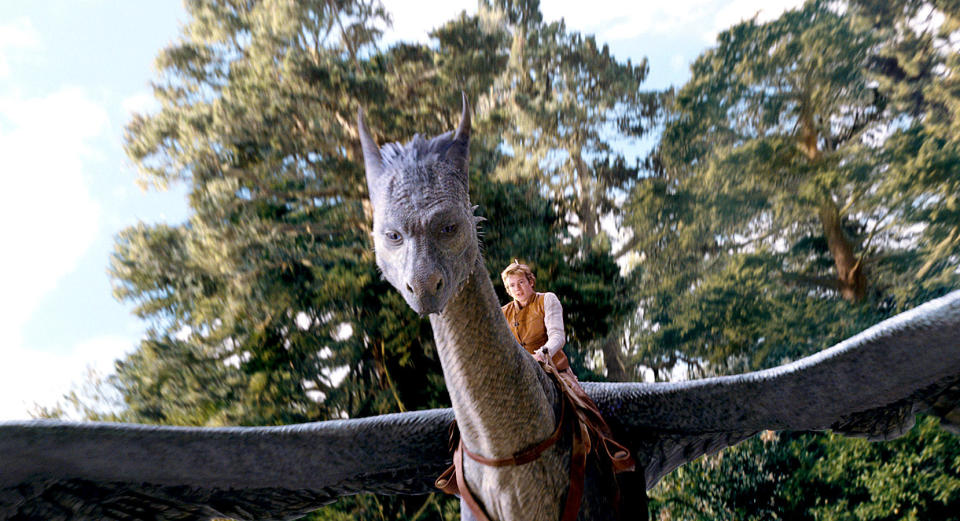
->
[818,200,867,302]
[573,150,599,247]
[800,98,866,302]
[601,332,627,382]
[799,104,820,161]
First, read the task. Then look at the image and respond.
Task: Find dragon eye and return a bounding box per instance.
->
[385,231,403,243]
[440,224,457,235]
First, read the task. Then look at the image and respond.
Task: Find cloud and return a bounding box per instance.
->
[0,17,41,78]
[0,87,106,368]
[0,335,133,420]
[378,0,806,49]
[537,0,804,43]
[709,0,806,40]
[541,0,713,40]
[121,90,159,117]
[671,53,691,73]
[382,0,475,44]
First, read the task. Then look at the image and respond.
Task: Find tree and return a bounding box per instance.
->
[648,0,887,303]
[117,0,413,426]
[848,0,960,297]
[632,1,960,518]
[624,0,960,376]
[465,0,653,379]
[651,417,960,521]
[487,0,652,249]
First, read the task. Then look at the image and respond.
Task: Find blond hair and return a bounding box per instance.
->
[501,259,536,287]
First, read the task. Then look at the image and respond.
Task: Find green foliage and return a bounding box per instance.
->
[639,1,960,519]
[309,494,459,521]
[631,251,886,376]
[625,0,960,376]
[848,0,960,295]
[652,417,960,521]
[486,0,653,247]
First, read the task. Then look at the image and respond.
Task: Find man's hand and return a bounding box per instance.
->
[533,347,549,363]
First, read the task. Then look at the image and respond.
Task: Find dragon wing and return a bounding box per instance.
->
[0,408,454,520]
[586,289,960,489]
[4,291,958,517]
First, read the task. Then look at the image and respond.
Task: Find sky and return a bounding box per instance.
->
[0,0,804,421]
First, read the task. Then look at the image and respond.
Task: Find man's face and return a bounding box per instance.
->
[506,273,535,305]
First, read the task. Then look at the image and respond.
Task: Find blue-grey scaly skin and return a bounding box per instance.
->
[2,99,958,520]
[0,409,455,520]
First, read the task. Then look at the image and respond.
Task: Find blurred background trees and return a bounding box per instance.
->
[56,0,960,519]
[629,1,960,518]
[625,0,960,377]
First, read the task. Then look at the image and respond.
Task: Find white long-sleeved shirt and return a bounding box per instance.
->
[541,292,566,357]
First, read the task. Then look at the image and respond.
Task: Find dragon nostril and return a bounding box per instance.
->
[406,283,414,294]
[436,278,444,292]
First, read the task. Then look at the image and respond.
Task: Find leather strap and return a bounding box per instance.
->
[456,442,493,520]
[462,396,567,467]
[439,394,582,521]
[435,353,635,521]
[560,407,589,521]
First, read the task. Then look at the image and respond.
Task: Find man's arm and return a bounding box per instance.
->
[542,292,566,357]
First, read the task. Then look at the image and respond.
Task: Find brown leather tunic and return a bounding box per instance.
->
[502,293,570,370]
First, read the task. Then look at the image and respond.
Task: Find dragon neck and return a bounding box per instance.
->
[429,255,558,458]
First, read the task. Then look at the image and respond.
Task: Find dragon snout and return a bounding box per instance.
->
[405,270,444,297]
[403,269,447,315]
